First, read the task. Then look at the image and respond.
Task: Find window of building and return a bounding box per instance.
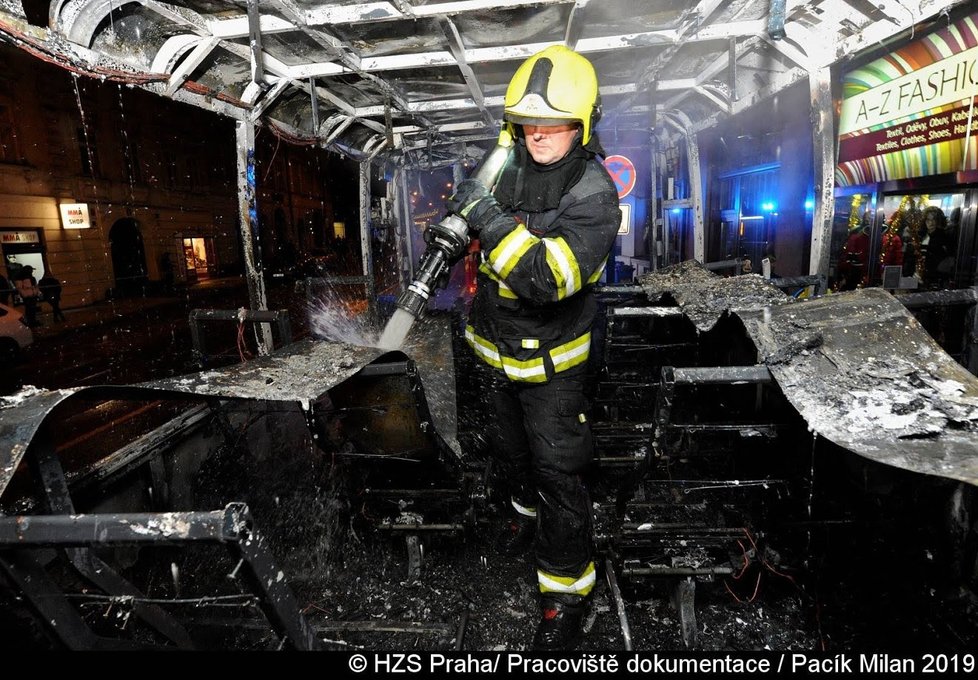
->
[876,192,967,290]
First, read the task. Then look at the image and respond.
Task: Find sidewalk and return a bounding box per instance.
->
[29,276,249,341]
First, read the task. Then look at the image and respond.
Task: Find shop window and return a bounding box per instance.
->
[876,193,966,291]
[829,193,873,291]
[830,191,968,293]
[183,237,215,279]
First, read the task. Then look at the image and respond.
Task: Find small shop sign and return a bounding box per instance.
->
[60,203,91,229]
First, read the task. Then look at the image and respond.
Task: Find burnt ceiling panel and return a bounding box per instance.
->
[330,16,445,57]
[190,45,250,99]
[667,42,728,79]
[587,48,663,89]
[715,0,766,22]
[320,74,386,107]
[451,5,569,48]
[164,0,244,13]
[259,30,336,66]
[575,0,693,37]
[87,7,174,70]
[269,88,321,131]
[385,66,468,101]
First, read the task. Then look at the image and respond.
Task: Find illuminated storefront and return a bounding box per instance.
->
[831,8,978,293]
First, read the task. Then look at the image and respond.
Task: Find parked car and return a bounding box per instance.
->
[0,302,33,361]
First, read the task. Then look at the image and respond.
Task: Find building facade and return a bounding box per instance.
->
[0,38,362,312]
[0,41,242,309]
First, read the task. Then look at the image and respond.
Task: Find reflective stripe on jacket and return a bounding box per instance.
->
[466,158,620,383]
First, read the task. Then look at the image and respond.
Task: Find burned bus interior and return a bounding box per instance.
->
[1,0,978,653]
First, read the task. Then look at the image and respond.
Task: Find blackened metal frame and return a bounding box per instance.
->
[188,308,292,366]
[0,422,321,650]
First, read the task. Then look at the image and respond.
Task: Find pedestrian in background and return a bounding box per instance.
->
[14,265,40,327]
[38,269,66,323]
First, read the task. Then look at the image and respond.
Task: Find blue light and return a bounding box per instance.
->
[761,201,776,212]
[671,208,681,214]
[804,199,814,210]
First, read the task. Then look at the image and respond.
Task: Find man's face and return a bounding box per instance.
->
[523,123,580,165]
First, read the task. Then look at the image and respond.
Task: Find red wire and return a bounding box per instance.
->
[724,571,762,604]
[743,527,800,587]
[732,539,750,580]
[237,321,252,362]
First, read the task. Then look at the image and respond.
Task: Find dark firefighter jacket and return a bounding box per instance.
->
[465,159,621,383]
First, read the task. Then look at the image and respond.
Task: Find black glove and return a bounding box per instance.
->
[449,180,514,237]
[464,194,509,236]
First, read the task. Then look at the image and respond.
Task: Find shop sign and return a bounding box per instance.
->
[839,46,978,135]
[838,103,978,162]
[836,12,978,186]
[60,203,91,229]
[0,230,40,244]
[618,203,631,236]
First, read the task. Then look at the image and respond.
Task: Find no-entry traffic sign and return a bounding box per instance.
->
[603,154,637,199]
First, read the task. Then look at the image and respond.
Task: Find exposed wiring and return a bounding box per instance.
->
[724,570,762,604]
[236,319,253,362]
[742,527,800,588]
[266,119,319,147]
[732,539,751,580]
[182,79,249,108]
[724,527,802,605]
[263,130,282,183]
[0,19,165,86]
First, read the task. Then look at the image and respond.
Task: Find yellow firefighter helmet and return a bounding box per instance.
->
[503,45,601,145]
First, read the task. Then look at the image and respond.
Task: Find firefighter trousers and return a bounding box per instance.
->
[486,365,594,582]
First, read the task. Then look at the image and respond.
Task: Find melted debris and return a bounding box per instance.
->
[738,288,978,486]
[142,338,390,402]
[0,317,465,498]
[402,315,461,459]
[638,261,789,333]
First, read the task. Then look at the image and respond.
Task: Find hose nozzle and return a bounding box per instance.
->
[396,132,515,319]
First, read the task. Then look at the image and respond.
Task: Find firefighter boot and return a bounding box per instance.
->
[532,593,590,651]
[495,514,536,555]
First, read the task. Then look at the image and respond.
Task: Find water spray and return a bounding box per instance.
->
[378,129,515,349]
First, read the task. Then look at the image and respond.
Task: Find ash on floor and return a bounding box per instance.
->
[290,520,820,652]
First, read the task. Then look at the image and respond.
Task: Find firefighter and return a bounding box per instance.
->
[447,45,621,650]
